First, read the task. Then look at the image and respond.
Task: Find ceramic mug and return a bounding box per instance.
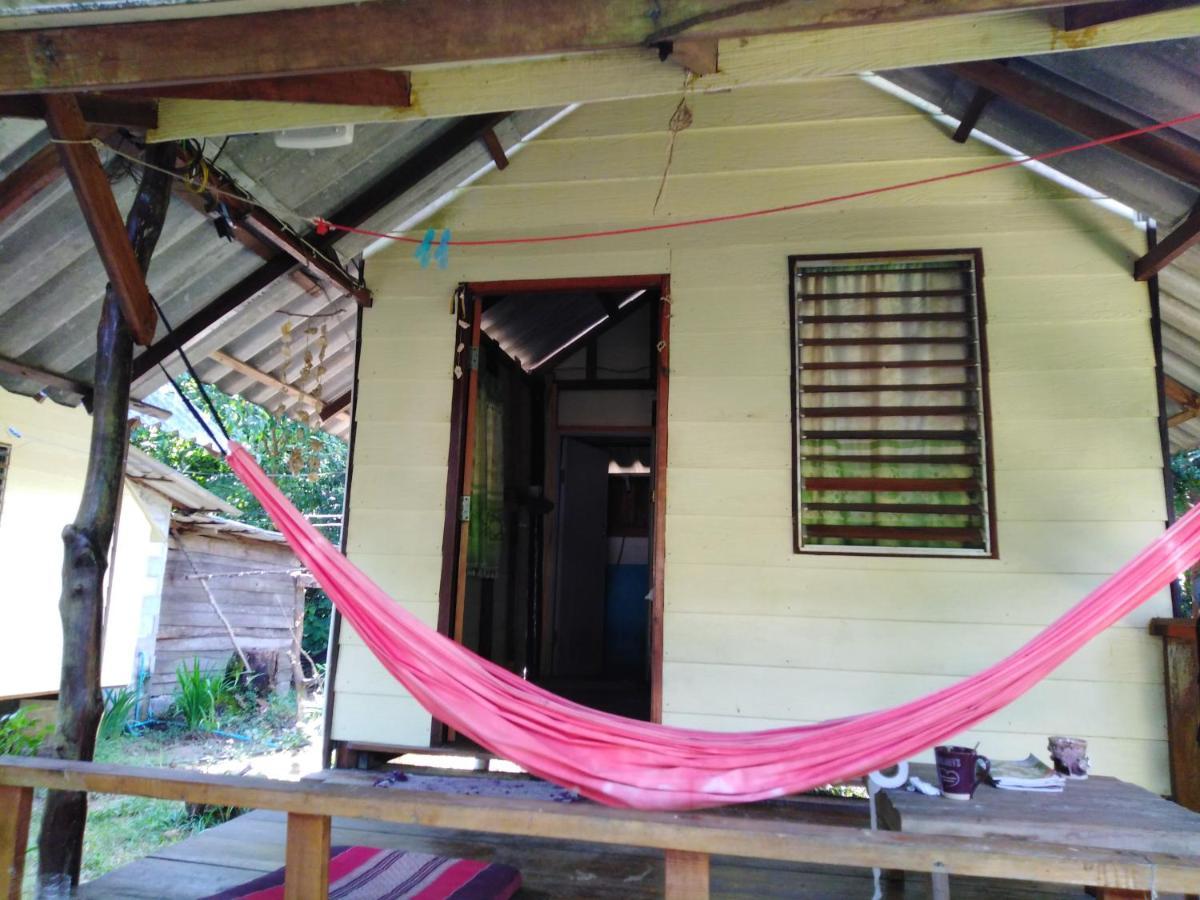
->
[934,745,990,800]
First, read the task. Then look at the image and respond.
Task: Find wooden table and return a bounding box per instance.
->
[877,764,1200,900]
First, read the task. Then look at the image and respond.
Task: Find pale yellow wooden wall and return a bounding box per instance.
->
[334,77,1172,791]
[0,388,163,698]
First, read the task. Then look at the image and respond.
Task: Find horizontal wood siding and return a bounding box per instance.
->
[335,78,1170,790]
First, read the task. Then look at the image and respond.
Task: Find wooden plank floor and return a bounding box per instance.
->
[78,805,1102,898]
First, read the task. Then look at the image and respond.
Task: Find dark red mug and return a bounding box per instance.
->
[934,745,990,800]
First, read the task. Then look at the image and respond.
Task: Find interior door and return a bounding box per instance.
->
[552,438,610,677]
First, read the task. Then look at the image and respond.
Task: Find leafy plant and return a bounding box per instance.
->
[173,660,236,731]
[98,687,138,742]
[302,589,332,663]
[0,708,52,756]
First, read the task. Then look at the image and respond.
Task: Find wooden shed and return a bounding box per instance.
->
[147,512,309,715]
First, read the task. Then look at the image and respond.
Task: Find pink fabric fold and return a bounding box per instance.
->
[228,443,1194,811]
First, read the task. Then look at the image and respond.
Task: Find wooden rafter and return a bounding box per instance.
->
[952,87,995,143]
[320,390,352,422]
[668,39,720,76]
[949,61,1200,188]
[118,70,411,107]
[43,95,158,346]
[131,113,509,385]
[0,94,157,129]
[1166,375,1200,428]
[0,144,62,227]
[130,256,295,382]
[1136,204,1200,282]
[0,0,1115,96]
[1056,0,1198,30]
[0,354,88,397]
[166,148,371,306]
[208,350,348,422]
[478,129,509,171]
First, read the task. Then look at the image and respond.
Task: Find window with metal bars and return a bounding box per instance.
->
[0,443,8,524]
[790,250,996,557]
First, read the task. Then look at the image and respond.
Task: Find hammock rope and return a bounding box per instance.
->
[227,442,1199,811]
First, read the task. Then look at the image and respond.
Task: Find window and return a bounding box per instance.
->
[0,443,8,523]
[790,250,995,557]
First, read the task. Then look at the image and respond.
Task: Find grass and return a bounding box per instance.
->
[21,792,216,897]
[16,691,321,896]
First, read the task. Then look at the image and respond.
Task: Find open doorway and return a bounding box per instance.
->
[436,276,668,741]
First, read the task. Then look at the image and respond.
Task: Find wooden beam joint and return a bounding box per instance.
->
[43,94,158,346]
[1136,203,1200,282]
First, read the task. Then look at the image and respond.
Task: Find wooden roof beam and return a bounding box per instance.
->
[145,7,1200,142]
[320,390,352,422]
[166,149,372,306]
[1166,374,1200,427]
[0,354,88,397]
[0,94,157,129]
[1136,204,1200,282]
[949,61,1200,188]
[952,87,995,143]
[131,113,510,385]
[1055,0,1198,30]
[208,349,348,421]
[0,0,1120,96]
[0,144,62,227]
[130,255,296,382]
[117,70,411,106]
[43,94,158,346]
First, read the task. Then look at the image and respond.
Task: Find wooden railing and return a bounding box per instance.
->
[3,756,1200,899]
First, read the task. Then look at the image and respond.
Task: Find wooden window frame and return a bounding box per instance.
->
[0,442,8,524]
[788,248,998,560]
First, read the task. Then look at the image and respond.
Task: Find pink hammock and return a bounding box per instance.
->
[230,443,1195,811]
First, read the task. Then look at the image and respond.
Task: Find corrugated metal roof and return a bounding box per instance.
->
[884,38,1200,450]
[0,108,563,442]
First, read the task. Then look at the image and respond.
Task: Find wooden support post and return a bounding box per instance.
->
[285,812,330,900]
[664,849,709,899]
[0,785,32,900]
[1150,618,1200,812]
[42,95,159,346]
[35,141,176,894]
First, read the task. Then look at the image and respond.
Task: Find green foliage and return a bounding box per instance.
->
[1172,449,1200,615]
[302,589,332,662]
[129,375,346,532]
[173,659,237,731]
[98,687,139,742]
[0,708,51,756]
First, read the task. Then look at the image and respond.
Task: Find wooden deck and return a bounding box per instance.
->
[76,781,1099,899]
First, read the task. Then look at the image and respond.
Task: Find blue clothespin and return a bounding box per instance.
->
[435,229,451,269]
[414,228,435,268]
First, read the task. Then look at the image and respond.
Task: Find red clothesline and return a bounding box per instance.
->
[310,109,1200,248]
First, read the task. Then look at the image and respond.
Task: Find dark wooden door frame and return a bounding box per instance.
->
[432,274,670,746]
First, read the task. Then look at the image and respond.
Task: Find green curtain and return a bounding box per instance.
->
[467,373,505,578]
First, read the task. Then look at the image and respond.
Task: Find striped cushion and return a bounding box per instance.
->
[203,845,521,899]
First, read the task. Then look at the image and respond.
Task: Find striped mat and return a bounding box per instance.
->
[203,846,522,899]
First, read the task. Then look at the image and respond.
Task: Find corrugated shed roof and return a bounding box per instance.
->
[884,38,1200,450]
[125,445,240,515]
[0,108,562,442]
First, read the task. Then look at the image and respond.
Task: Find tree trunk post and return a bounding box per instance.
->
[36,141,176,897]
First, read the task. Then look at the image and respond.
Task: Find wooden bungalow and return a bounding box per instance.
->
[3,2,1200,897]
